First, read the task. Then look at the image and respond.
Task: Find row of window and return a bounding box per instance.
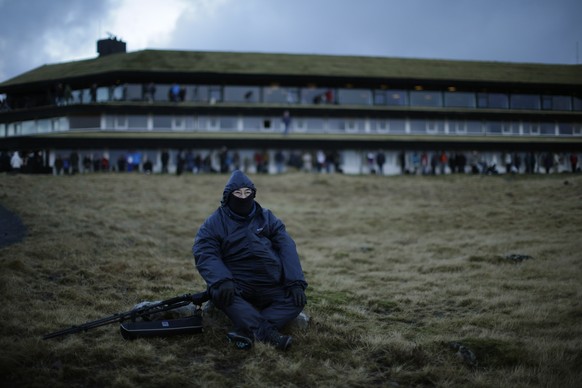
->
[5,82,581,112]
[3,115,581,137]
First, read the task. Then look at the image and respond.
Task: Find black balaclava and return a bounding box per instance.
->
[227,193,255,216]
[221,170,257,216]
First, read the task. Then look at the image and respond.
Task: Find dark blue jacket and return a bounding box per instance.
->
[193,171,307,290]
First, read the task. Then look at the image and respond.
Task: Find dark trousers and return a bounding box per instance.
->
[212,282,302,340]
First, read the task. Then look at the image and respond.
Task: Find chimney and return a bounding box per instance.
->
[97,36,127,57]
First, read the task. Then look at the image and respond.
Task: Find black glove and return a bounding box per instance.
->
[213,280,235,308]
[287,285,307,307]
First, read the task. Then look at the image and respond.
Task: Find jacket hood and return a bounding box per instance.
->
[221,170,257,206]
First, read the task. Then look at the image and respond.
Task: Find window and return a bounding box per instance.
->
[510,94,540,110]
[224,86,260,103]
[386,90,408,106]
[373,90,386,105]
[485,121,503,134]
[466,121,482,134]
[37,119,51,133]
[374,120,389,133]
[293,118,307,132]
[444,92,476,108]
[153,115,172,130]
[96,87,109,102]
[558,122,573,135]
[574,96,582,111]
[52,118,68,131]
[523,122,540,135]
[173,116,186,131]
[209,87,222,104]
[301,88,332,104]
[125,84,142,101]
[220,117,237,130]
[243,117,262,130]
[477,93,509,109]
[21,120,36,135]
[115,115,128,129]
[540,122,555,135]
[410,91,442,107]
[574,123,582,136]
[338,89,372,105]
[128,115,148,129]
[502,121,516,135]
[449,120,467,134]
[190,86,209,102]
[410,119,443,133]
[542,95,572,111]
[263,86,299,104]
[305,118,324,132]
[70,116,101,129]
[389,118,406,133]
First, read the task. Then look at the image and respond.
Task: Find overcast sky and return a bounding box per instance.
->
[0,0,581,82]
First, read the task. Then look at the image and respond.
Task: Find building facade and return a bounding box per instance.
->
[1,39,581,174]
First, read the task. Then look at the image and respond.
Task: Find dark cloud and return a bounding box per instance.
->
[0,0,111,80]
[169,0,582,64]
[1,0,581,82]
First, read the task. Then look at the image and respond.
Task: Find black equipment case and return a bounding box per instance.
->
[120,315,204,340]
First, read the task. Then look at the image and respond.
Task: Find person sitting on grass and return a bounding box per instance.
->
[193,170,307,350]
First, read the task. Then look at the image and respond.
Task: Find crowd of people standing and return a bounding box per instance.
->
[1,149,579,176]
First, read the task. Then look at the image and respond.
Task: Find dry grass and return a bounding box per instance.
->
[1,172,581,387]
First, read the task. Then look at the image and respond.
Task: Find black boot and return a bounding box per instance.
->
[264,329,292,351]
[227,331,253,350]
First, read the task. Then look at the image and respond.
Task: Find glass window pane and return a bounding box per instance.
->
[410,91,442,107]
[220,117,237,129]
[338,89,371,105]
[153,115,172,129]
[263,87,298,103]
[558,122,573,135]
[485,121,503,134]
[152,85,170,102]
[125,84,142,101]
[243,117,262,130]
[444,92,476,108]
[373,90,386,105]
[38,119,51,133]
[386,90,408,106]
[128,115,148,129]
[306,118,324,132]
[96,87,109,102]
[70,116,100,129]
[301,88,333,104]
[389,118,406,133]
[224,86,260,103]
[21,120,36,135]
[523,122,540,135]
[190,86,209,102]
[410,119,444,133]
[574,96,582,111]
[488,93,509,109]
[540,122,555,135]
[209,87,222,103]
[510,94,540,110]
[552,96,572,111]
[466,120,483,134]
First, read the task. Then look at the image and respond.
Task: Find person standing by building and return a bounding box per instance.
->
[570,153,578,173]
[10,151,23,173]
[282,111,291,135]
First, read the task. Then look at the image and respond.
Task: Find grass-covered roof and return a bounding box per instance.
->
[1,49,581,89]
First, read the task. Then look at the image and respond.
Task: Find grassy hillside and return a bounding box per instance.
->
[0,172,581,387]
